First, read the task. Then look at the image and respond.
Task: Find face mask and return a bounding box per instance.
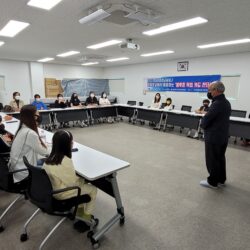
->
[207,92,213,100]
[74,95,77,98]
[90,94,94,98]
[203,104,209,107]
[15,95,20,100]
[36,98,40,102]
[103,94,107,98]
[35,115,42,124]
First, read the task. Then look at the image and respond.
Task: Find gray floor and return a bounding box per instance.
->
[1,122,250,250]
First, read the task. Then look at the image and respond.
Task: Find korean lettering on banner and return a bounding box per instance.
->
[146,75,221,92]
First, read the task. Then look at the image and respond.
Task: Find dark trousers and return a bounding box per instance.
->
[205,142,228,186]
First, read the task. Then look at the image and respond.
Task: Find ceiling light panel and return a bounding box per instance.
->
[27,0,63,10]
[37,57,54,62]
[197,38,250,49]
[106,57,129,62]
[57,51,80,57]
[141,50,174,57]
[0,20,30,37]
[143,17,208,36]
[82,62,99,66]
[87,40,122,50]
[79,9,111,25]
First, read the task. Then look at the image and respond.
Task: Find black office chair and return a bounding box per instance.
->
[231,109,247,118]
[0,147,29,233]
[181,105,192,112]
[179,105,192,133]
[127,100,136,106]
[138,102,144,106]
[230,110,247,144]
[160,103,167,109]
[20,156,92,250]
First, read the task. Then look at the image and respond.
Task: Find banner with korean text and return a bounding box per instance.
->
[145,75,221,92]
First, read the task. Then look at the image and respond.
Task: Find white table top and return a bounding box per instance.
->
[1,112,130,181]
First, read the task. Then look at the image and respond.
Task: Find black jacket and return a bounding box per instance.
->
[85,97,98,106]
[55,100,68,108]
[201,94,231,145]
[70,98,81,106]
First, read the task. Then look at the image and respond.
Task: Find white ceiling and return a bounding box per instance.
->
[0,0,250,67]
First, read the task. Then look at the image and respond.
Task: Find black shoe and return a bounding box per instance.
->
[73,220,89,233]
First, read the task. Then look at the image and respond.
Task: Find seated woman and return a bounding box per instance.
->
[54,94,70,128]
[195,99,210,114]
[85,92,98,107]
[55,94,68,108]
[43,130,97,223]
[164,98,174,110]
[99,92,113,123]
[9,105,50,185]
[150,93,161,109]
[99,92,111,106]
[0,115,13,151]
[70,93,82,107]
[187,99,210,138]
[9,92,24,112]
[32,94,48,110]
[69,93,87,127]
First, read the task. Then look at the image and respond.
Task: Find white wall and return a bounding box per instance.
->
[103,52,250,112]
[43,64,104,80]
[0,59,104,105]
[0,60,31,105]
[29,62,45,97]
[1,53,250,111]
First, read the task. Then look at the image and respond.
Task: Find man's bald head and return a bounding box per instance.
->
[208,81,225,97]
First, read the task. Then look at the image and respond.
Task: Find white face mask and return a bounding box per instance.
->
[103,94,107,98]
[36,98,40,102]
[90,94,94,98]
[15,95,20,100]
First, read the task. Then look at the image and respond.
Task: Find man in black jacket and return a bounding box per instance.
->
[200,81,231,188]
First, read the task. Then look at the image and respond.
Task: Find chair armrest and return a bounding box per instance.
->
[0,152,10,156]
[52,186,81,196]
[10,168,28,174]
[52,186,87,219]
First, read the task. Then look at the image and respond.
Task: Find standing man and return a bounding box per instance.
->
[200,81,231,189]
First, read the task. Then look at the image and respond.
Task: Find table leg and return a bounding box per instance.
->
[90,172,124,245]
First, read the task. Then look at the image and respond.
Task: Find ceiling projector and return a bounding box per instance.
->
[120,41,140,50]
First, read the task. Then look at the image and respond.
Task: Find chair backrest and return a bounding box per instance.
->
[0,103,3,111]
[230,109,247,118]
[23,156,54,213]
[0,154,12,190]
[127,101,136,106]
[181,105,192,112]
[138,102,144,106]
[161,103,167,109]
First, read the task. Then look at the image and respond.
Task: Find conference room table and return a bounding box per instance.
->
[0,112,130,247]
[3,104,250,138]
[229,116,250,138]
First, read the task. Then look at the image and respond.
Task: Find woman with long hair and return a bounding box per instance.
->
[43,130,97,222]
[9,105,50,183]
[70,93,82,107]
[150,93,161,109]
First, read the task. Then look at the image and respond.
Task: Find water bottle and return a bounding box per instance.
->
[40,130,46,144]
